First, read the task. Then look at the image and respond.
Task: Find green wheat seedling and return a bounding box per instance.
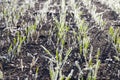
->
[75,61,84,80]
[69,0,90,55]
[109,27,120,53]
[7,32,26,61]
[41,45,72,80]
[93,48,101,80]
[108,26,114,37]
[53,0,69,53]
[77,27,90,67]
[65,69,74,80]
[17,32,26,54]
[55,0,67,45]
[77,20,90,67]
[86,48,101,80]
[25,22,37,43]
[82,34,90,62]
[107,26,120,61]
[55,21,69,48]
[35,66,39,80]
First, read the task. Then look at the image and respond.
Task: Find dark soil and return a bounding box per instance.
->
[0,0,120,80]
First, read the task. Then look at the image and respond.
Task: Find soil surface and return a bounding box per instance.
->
[0,0,120,80]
